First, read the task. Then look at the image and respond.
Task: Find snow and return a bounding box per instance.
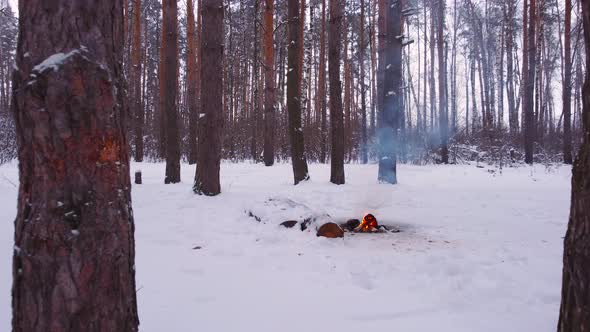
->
[32,47,88,73]
[0,161,571,331]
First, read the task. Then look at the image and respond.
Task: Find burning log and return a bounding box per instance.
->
[354,214,379,233]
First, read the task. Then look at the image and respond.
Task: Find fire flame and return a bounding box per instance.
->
[357,214,378,232]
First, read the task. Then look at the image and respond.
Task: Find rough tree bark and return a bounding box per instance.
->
[263,0,276,166]
[378,0,402,184]
[329,0,345,184]
[163,0,180,183]
[187,0,199,165]
[194,0,224,195]
[132,0,143,162]
[11,1,139,331]
[564,0,573,164]
[558,0,590,329]
[287,0,310,185]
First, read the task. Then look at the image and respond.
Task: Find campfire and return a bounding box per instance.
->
[354,214,379,232]
[339,213,388,233]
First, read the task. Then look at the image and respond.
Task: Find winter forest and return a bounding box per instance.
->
[1,0,590,330]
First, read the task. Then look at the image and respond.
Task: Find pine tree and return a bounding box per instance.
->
[329,0,345,184]
[263,0,276,166]
[378,0,403,184]
[11,1,139,330]
[287,0,310,184]
[132,0,144,162]
[163,0,180,183]
[558,0,590,328]
[194,0,224,196]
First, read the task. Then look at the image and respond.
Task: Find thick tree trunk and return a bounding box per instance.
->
[564,0,573,164]
[263,0,276,166]
[132,0,143,162]
[329,0,345,184]
[194,0,224,195]
[378,0,402,184]
[287,0,310,185]
[558,1,590,329]
[187,0,199,165]
[163,0,180,183]
[11,1,139,331]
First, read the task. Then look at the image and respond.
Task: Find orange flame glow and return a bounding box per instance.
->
[357,214,378,232]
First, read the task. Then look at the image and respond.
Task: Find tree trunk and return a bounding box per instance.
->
[187,0,199,165]
[163,0,180,183]
[287,0,310,184]
[505,0,518,134]
[344,17,352,160]
[360,0,368,164]
[423,3,428,133]
[558,0,590,329]
[263,0,276,166]
[329,0,345,184]
[438,0,448,163]
[471,53,478,133]
[429,0,437,131]
[370,0,378,137]
[158,0,167,159]
[132,0,143,162]
[564,0,573,164]
[524,0,536,164]
[11,1,139,330]
[378,0,402,184]
[251,0,260,162]
[318,0,328,163]
[194,0,224,195]
[451,0,458,134]
[498,19,505,132]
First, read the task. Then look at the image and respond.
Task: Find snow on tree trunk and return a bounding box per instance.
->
[287,0,310,185]
[378,0,402,184]
[11,1,139,330]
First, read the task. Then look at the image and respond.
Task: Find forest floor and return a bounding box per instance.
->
[0,161,571,331]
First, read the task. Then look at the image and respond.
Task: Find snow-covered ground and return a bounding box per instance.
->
[0,162,571,331]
